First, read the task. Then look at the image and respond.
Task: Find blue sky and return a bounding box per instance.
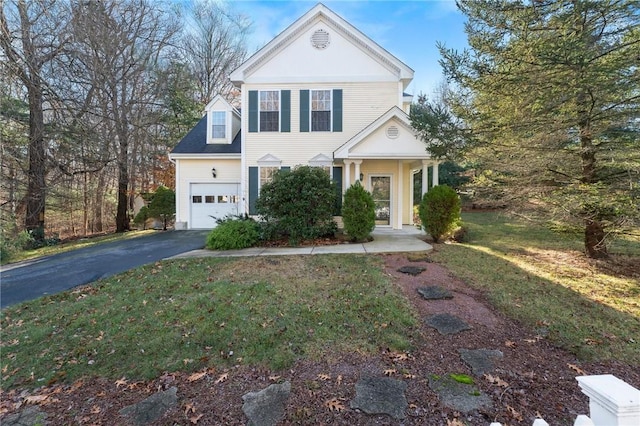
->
[230,0,469,97]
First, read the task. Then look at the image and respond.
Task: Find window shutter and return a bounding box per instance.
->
[332,89,342,132]
[332,166,343,215]
[248,91,258,133]
[249,166,258,214]
[300,90,309,132]
[281,90,290,132]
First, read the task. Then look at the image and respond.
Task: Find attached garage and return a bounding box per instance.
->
[190,183,240,229]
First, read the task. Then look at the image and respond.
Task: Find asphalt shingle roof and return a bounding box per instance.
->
[171,116,241,154]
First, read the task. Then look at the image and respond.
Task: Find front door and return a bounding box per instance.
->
[370,175,391,226]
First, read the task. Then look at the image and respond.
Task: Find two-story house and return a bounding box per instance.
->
[169,3,439,230]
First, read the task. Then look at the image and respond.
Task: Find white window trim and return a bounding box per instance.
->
[208,110,227,143]
[309,89,333,132]
[259,90,281,133]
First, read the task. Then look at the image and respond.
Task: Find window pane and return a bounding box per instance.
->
[205,196,215,203]
[260,167,278,188]
[218,195,228,203]
[260,91,280,131]
[311,90,331,131]
[192,195,202,203]
[260,111,279,131]
[212,112,225,138]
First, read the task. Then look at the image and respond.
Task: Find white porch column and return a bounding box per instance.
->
[396,160,403,229]
[343,160,352,190]
[433,162,439,187]
[421,160,429,196]
[353,160,363,183]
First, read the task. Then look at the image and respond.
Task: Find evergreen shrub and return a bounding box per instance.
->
[419,185,461,243]
[256,166,337,245]
[206,216,259,250]
[342,181,375,242]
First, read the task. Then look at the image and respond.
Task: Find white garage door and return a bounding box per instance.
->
[190,183,240,229]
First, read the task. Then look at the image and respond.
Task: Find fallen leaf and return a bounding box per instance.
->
[90,405,101,414]
[484,374,509,388]
[336,375,343,385]
[447,419,466,426]
[524,338,537,344]
[215,373,228,384]
[189,414,204,424]
[324,397,346,412]
[24,395,48,404]
[268,375,281,381]
[183,358,194,365]
[506,404,523,421]
[404,373,416,379]
[568,363,587,375]
[115,377,128,389]
[187,371,207,382]
[584,338,601,345]
[184,402,196,414]
[317,373,331,381]
[505,340,517,348]
[384,369,397,376]
[389,351,409,362]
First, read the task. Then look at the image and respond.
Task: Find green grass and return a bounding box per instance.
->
[1,255,418,390]
[432,212,640,363]
[1,230,156,265]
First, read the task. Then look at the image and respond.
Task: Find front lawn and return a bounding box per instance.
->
[1,255,418,389]
[430,212,640,363]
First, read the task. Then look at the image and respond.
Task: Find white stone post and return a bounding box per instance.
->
[577,375,640,426]
[421,160,429,197]
[343,160,352,190]
[432,161,439,187]
[353,160,363,182]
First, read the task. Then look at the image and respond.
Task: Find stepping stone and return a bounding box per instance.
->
[425,313,471,335]
[458,348,504,376]
[417,286,453,300]
[119,386,178,425]
[429,375,492,413]
[2,406,47,426]
[242,381,291,426]
[350,376,407,420]
[397,265,426,276]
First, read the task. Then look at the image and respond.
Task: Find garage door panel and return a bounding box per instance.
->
[190,183,240,229]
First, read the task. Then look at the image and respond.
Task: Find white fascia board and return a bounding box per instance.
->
[169,153,241,160]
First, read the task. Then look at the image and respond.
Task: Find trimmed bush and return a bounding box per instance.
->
[256,166,337,245]
[133,206,151,230]
[148,186,175,230]
[419,185,461,243]
[342,181,376,242]
[206,216,259,250]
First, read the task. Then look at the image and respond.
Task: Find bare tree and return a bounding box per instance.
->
[69,0,179,232]
[0,0,70,238]
[182,0,250,104]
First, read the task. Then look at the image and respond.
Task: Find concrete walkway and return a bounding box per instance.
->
[170,226,432,259]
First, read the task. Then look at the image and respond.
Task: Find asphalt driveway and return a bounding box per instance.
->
[0,230,208,309]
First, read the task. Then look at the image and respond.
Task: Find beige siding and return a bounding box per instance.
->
[243,81,400,167]
[175,159,241,223]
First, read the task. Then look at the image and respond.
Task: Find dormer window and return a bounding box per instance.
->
[212,111,226,139]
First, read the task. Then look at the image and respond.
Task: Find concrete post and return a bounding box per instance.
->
[577,375,640,426]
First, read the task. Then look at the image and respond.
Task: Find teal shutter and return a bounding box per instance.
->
[249,166,258,214]
[281,90,290,132]
[248,91,258,133]
[300,90,309,132]
[332,166,343,215]
[332,89,342,132]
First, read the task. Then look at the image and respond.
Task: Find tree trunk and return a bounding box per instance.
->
[115,150,130,232]
[585,219,607,259]
[25,82,46,239]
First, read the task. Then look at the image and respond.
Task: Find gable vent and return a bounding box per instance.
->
[311,29,330,50]
[386,125,399,139]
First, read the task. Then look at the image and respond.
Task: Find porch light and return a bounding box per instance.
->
[211,168,217,178]
[359,172,364,181]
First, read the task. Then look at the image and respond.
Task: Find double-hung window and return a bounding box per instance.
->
[311,90,331,131]
[259,91,280,132]
[259,166,279,189]
[211,111,226,139]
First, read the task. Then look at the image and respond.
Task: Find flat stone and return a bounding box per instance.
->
[350,376,407,420]
[242,381,291,426]
[425,313,472,335]
[397,265,426,276]
[458,348,504,376]
[417,286,453,300]
[119,386,178,425]
[2,406,47,426]
[429,375,492,413]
